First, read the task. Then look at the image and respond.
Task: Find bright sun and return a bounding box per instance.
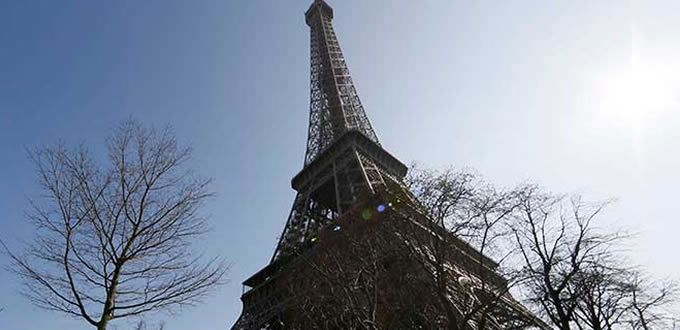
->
[596,63,676,129]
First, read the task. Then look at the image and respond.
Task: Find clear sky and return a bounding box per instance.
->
[1,0,678,329]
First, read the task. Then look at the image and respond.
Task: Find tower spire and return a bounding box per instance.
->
[240,0,410,265]
[303,0,379,165]
[263,0,407,267]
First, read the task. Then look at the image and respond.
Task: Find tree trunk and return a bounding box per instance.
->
[97,319,109,330]
[97,265,121,330]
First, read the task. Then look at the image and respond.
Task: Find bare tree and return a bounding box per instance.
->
[566,261,679,330]
[403,167,545,329]
[286,167,547,329]
[5,121,228,330]
[510,189,627,330]
[569,263,632,330]
[624,273,678,330]
[286,198,464,330]
[286,223,391,330]
[283,166,677,330]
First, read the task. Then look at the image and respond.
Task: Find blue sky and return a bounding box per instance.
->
[1,0,679,329]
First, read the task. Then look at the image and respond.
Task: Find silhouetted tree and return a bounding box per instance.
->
[509,189,680,330]
[564,258,678,330]
[510,191,623,330]
[280,166,678,330]
[569,264,630,329]
[5,121,228,330]
[401,167,545,329]
[624,273,678,329]
[286,167,548,329]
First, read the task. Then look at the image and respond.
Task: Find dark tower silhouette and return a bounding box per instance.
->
[231,1,547,329]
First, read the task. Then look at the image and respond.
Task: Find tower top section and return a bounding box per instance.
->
[301,0,380,165]
[305,0,333,26]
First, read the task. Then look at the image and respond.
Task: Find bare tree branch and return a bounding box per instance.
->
[5,120,229,330]
[285,166,548,329]
[508,188,679,330]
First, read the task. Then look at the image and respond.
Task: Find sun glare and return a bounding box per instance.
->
[596,63,676,129]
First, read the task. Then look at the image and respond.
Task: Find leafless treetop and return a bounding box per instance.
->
[6,121,228,330]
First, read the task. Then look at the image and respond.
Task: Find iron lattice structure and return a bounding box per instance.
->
[303,0,379,165]
[231,1,548,329]
[271,0,395,263]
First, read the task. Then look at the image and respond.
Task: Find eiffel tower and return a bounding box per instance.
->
[231,1,547,329]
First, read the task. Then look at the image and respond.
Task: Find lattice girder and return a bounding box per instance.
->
[303,0,379,165]
[271,131,407,262]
